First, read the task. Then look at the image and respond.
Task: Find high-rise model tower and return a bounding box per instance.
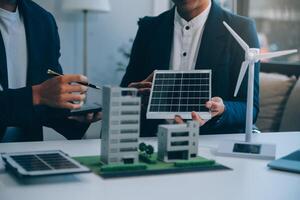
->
[101,86,141,165]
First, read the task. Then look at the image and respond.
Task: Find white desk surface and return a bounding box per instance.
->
[0,132,300,200]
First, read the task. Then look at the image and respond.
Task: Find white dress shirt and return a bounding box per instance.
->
[0,7,27,89]
[0,7,28,142]
[170,1,211,71]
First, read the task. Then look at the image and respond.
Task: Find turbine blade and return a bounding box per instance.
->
[234,61,249,97]
[223,21,249,51]
[255,49,298,61]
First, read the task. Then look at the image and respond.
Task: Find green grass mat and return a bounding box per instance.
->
[73,154,230,179]
[100,163,147,172]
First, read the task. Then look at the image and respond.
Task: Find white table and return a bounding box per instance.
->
[0,132,300,200]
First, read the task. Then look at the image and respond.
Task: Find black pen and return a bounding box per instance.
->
[47,69,101,90]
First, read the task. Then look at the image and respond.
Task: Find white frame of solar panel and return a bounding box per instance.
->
[1,150,90,177]
[147,70,212,120]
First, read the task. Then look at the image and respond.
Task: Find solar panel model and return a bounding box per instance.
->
[147,70,212,120]
[1,150,90,177]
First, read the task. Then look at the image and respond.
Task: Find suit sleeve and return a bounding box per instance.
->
[203,19,260,133]
[0,88,36,128]
[120,18,149,87]
[39,14,89,140]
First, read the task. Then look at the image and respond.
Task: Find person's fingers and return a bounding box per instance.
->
[210,102,220,109]
[61,84,88,93]
[206,98,223,110]
[211,96,223,103]
[68,115,82,121]
[62,93,86,102]
[210,108,219,113]
[138,88,151,94]
[128,82,152,89]
[61,102,82,110]
[94,112,102,121]
[68,112,102,123]
[191,111,206,126]
[206,101,213,109]
[60,74,88,84]
[206,97,222,108]
[207,97,225,117]
[128,82,137,88]
[89,112,102,123]
[207,102,221,116]
[86,113,94,121]
[144,72,154,82]
[174,115,184,124]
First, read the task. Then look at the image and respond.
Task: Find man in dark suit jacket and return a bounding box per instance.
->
[121,0,260,137]
[0,0,100,142]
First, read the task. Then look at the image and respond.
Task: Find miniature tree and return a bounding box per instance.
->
[138,143,156,164]
[139,143,147,152]
[145,145,154,157]
[139,143,154,157]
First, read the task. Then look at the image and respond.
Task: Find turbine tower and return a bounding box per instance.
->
[217,21,298,159]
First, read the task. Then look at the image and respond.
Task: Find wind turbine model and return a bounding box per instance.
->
[217,21,298,159]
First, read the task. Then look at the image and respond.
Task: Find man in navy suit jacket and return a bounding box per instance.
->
[121,0,260,137]
[0,0,100,142]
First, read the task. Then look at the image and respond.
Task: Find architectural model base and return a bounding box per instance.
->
[73,153,230,179]
[216,140,276,160]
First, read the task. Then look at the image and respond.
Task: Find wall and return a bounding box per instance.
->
[33,0,170,140]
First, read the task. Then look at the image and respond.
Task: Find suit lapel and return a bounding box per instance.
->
[0,33,8,89]
[152,8,175,70]
[195,1,227,69]
[18,0,41,86]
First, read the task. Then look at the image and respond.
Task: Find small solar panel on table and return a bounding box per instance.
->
[11,153,78,172]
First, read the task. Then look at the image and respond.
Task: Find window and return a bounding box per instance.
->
[120,147,138,152]
[167,150,189,160]
[121,111,139,115]
[215,0,237,12]
[171,141,189,146]
[120,129,138,134]
[120,138,138,143]
[121,101,139,106]
[109,157,118,162]
[120,120,139,125]
[171,131,189,137]
[110,148,118,153]
[239,0,300,64]
[122,157,134,164]
[190,153,197,158]
[169,0,237,13]
[110,139,118,144]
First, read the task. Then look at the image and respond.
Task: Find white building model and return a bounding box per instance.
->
[157,121,199,162]
[101,86,141,165]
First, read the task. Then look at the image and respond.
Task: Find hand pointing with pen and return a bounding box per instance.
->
[32,74,88,110]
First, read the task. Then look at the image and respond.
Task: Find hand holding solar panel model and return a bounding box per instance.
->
[216,22,298,159]
[129,70,225,125]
